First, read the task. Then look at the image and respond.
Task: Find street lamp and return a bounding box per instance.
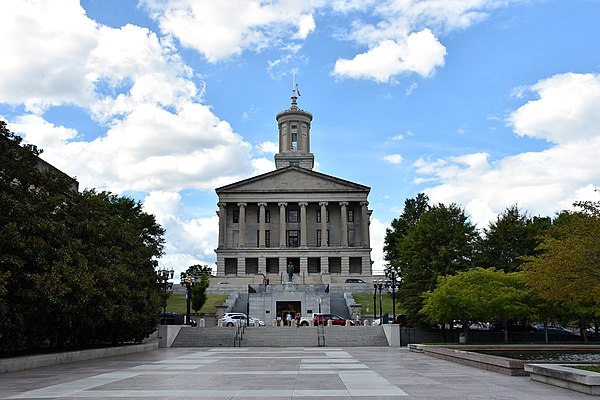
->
[157,269,174,315]
[180,273,196,325]
[373,279,384,324]
[387,270,401,324]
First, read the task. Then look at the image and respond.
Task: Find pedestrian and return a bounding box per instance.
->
[286,312,292,326]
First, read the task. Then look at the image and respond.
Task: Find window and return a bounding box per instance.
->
[257,210,270,223]
[291,132,298,150]
[287,209,299,223]
[287,230,299,247]
[291,124,297,129]
[265,230,270,248]
[317,230,329,247]
[232,210,239,223]
[316,210,329,223]
[347,209,354,222]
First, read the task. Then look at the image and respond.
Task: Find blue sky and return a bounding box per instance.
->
[2,0,600,275]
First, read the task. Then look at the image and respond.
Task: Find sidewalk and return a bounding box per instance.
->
[0,347,588,399]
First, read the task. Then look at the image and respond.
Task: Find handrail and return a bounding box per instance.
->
[233,320,245,347]
[317,323,326,347]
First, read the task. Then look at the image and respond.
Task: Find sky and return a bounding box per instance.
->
[2,0,600,276]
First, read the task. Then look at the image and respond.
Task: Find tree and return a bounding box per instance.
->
[182,264,212,313]
[420,268,532,342]
[524,205,600,339]
[394,203,479,324]
[0,124,166,352]
[476,205,551,272]
[383,193,429,268]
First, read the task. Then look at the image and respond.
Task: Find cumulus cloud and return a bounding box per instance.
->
[414,72,600,228]
[143,191,218,271]
[508,73,600,144]
[333,30,446,82]
[383,154,403,164]
[141,0,319,62]
[369,217,387,274]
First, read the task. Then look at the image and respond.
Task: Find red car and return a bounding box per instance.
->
[313,313,353,326]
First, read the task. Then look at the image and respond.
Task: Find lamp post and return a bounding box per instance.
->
[157,269,174,315]
[180,273,196,325]
[373,279,384,324]
[387,270,401,324]
[378,279,383,324]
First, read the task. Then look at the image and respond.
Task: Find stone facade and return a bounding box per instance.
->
[214,93,373,285]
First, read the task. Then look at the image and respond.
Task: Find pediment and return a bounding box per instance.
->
[216,166,369,195]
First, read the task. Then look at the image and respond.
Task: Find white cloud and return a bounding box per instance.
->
[392,134,404,141]
[143,191,218,271]
[405,82,418,95]
[383,154,403,164]
[369,217,387,274]
[141,0,320,62]
[332,30,446,82]
[414,73,600,228]
[508,73,600,144]
[257,141,279,154]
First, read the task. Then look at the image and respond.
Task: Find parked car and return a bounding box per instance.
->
[160,312,197,326]
[313,313,353,326]
[248,317,265,326]
[223,313,247,327]
[345,278,366,283]
[531,324,577,336]
[299,313,320,326]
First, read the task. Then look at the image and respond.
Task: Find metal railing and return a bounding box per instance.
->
[317,323,326,347]
[233,320,245,347]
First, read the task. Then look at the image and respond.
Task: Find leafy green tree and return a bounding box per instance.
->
[182,264,212,313]
[524,203,600,339]
[421,268,532,342]
[395,203,479,324]
[476,205,551,272]
[383,193,429,268]
[0,124,166,352]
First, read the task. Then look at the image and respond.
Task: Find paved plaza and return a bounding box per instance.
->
[0,347,590,399]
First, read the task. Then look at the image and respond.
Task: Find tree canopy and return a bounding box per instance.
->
[0,125,166,353]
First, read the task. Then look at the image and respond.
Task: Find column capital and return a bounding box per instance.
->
[339,201,349,207]
[299,202,309,207]
[278,202,288,207]
[257,202,268,207]
[360,201,369,207]
[237,202,247,208]
[217,202,227,208]
[319,201,329,207]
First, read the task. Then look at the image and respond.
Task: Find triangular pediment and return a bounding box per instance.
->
[216,166,369,194]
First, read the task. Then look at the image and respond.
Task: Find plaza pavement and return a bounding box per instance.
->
[0,346,590,399]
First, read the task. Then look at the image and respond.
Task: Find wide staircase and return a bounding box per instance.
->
[171,325,388,347]
[329,292,351,319]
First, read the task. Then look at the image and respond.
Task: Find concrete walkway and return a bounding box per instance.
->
[0,347,590,399]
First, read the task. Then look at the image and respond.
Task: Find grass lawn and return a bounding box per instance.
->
[165,294,228,314]
[572,365,600,373]
[353,293,405,318]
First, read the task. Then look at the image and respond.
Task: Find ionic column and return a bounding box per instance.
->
[319,202,328,247]
[360,201,369,247]
[258,202,267,248]
[217,202,227,247]
[299,202,308,248]
[278,202,287,248]
[339,202,349,248]
[237,202,247,248]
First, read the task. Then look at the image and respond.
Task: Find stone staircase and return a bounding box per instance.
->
[170,325,388,347]
[330,292,350,319]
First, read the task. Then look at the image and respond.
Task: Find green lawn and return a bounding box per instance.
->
[165,294,228,314]
[353,293,405,318]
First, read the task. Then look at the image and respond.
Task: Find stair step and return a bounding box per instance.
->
[171,326,388,347]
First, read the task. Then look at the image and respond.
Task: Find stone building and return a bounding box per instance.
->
[214,92,372,285]
[212,91,372,322]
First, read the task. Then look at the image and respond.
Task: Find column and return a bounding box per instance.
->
[258,202,267,248]
[278,202,287,248]
[237,202,247,248]
[299,202,308,248]
[217,202,227,247]
[339,202,348,248]
[319,202,328,248]
[360,201,369,247]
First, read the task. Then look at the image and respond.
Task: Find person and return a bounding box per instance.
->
[276,315,282,326]
[287,262,294,282]
[286,312,292,326]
